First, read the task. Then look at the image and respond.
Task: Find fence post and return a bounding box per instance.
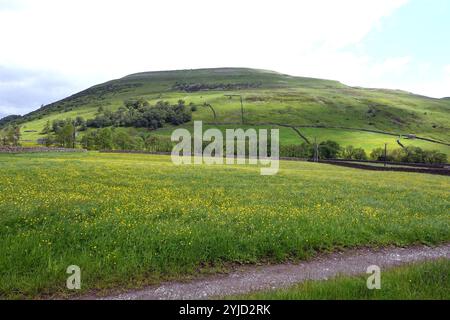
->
[314,137,319,162]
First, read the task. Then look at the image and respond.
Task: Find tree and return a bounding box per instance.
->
[113,131,134,150]
[352,148,368,160]
[43,122,54,146]
[341,145,368,160]
[56,122,75,148]
[96,128,114,150]
[423,150,447,164]
[189,102,198,112]
[0,130,6,146]
[319,140,341,159]
[1,125,22,146]
[75,116,86,127]
[80,131,98,150]
[44,136,54,147]
[13,126,21,146]
[371,148,387,161]
[370,147,394,162]
[41,120,51,135]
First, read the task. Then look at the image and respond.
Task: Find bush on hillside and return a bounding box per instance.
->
[370,147,392,162]
[340,145,368,160]
[319,140,341,159]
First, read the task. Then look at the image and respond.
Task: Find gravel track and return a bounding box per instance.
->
[86,244,450,300]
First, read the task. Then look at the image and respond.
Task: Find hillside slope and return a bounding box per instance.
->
[5,68,450,152]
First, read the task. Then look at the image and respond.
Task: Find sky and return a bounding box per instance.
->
[1,0,449,118]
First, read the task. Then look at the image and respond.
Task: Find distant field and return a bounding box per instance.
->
[153,124,450,155]
[233,260,450,300]
[0,152,449,298]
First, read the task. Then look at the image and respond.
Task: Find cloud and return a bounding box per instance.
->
[3,0,447,117]
[369,56,412,78]
[0,66,84,116]
[406,65,450,98]
[0,0,408,73]
[0,0,25,11]
[444,65,450,76]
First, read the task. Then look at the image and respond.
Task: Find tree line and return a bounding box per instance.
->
[280,140,447,164]
[370,146,447,164]
[86,99,193,129]
[80,128,174,151]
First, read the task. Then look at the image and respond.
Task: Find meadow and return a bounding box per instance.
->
[0,152,449,299]
[233,260,450,300]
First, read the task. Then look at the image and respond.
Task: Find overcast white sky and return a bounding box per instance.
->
[1,0,449,117]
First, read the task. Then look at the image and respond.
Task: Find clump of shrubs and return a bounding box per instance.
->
[370,146,447,164]
[173,82,262,92]
[39,117,87,148]
[0,125,21,146]
[340,145,368,160]
[280,143,314,158]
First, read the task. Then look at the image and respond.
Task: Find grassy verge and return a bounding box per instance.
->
[231,260,450,300]
[0,153,449,299]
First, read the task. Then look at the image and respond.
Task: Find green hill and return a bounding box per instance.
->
[5,67,450,154]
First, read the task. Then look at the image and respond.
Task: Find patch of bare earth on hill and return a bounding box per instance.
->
[81,244,450,300]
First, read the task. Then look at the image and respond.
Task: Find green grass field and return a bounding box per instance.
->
[0,152,449,299]
[232,260,450,300]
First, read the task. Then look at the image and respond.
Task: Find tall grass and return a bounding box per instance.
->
[0,152,449,298]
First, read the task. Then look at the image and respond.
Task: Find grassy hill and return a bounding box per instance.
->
[7,67,450,154]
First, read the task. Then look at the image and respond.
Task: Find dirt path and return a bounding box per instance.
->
[91,244,449,300]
